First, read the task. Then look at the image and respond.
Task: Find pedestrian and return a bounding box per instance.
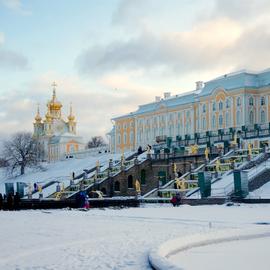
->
[14,192,21,210]
[84,195,90,209]
[170,195,177,207]
[34,182,38,192]
[0,193,3,210]
[175,192,181,207]
[7,193,13,210]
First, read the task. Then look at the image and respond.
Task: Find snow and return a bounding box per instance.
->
[248,181,270,198]
[0,204,269,269]
[0,151,134,195]
[168,234,270,270]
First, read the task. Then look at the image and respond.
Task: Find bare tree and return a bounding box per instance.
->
[3,132,40,175]
[87,136,107,149]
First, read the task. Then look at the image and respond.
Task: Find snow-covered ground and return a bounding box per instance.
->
[168,233,270,270]
[248,181,270,199]
[0,204,269,270]
[0,151,133,194]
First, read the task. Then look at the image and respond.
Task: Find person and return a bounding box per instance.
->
[7,193,13,210]
[0,193,3,210]
[170,195,177,207]
[84,195,90,209]
[14,192,21,210]
[34,182,38,192]
[137,146,143,155]
[175,192,181,206]
[56,183,61,193]
[72,172,75,179]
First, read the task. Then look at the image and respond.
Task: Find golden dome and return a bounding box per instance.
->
[35,104,42,123]
[45,111,52,122]
[47,88,62,111]
[68,103,75,122]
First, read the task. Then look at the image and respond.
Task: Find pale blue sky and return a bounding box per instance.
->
[0,0,269,141]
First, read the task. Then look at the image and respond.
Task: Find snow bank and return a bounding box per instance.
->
[149,227,270,270]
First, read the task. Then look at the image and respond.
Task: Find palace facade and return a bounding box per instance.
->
[109,69,270,153]
[33,83,84,161]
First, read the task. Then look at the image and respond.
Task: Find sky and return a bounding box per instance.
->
[0,0,270,143]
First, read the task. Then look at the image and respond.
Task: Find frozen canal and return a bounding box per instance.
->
[0,204,269,270]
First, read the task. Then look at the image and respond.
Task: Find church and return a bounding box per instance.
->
[33,82,84,161]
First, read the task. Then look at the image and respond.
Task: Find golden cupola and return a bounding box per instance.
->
[68,103,75,122]
[47,82,62,112]
[35,104,42,123]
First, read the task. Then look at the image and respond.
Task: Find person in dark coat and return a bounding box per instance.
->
[137,146,143,155]
[175,192,181,206]
[0,193,3,210]
[7,194,13,210]
[14,192,21,210]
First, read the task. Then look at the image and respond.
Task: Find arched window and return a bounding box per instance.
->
[212,115,216,129]
[128,175,133,188]
[219,101,223,111]
[236,111,241,126]
[226,99,230,108]
[218,114,223,128]
[123,132,127,144]
[261,110,266,123]
[237,97,241,106]
[114,181,120,191]
[141,169,146,185]
[249,111,254,125]
[118,134,121,144]
[249,97,254,106]
[261,97,265,106]
[212,102,216,111]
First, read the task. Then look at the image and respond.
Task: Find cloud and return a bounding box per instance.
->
[1,0,31,15]
[76,18,244,76]
[0,48,29,70]
[0,32,29,70]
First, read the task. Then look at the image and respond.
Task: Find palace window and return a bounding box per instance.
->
[226,99,230,108]
[118,134,121,144]
[130,131,134,143]
[202,117,206,130]
[249,97,254,106]
[237,97,241,106]
[212,102,216,111]
[212,115,216,129]
[123,132,127,144]
[236,111,241,126]
[261,97,265,106]
[261,110,266,123]
[225,112,230,127]
[249,111,254,125]
[202,104,206,113]
[218,114,223,128]
[219,101,223,111]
